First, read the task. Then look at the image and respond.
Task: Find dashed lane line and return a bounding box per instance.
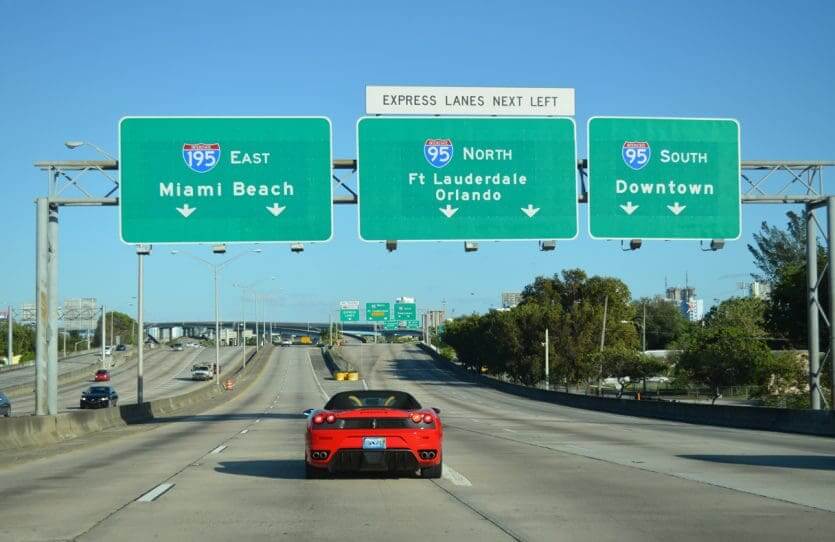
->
[240,429,249,434]
[137,483,175,503]
[210,445,227,455]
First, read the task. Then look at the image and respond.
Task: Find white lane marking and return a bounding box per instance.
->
[240,429,249,434]
[307,351,329,400]
[471,418,480,423]
[210,445,227,455]
[503,428,518,433]
[254,419,261,423]
[442,465,472,487]
[137,483,175,502]
[361,379,369,390]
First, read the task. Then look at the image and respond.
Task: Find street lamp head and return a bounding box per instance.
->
[253,249,262,254]
[64,141,84,149]
[170,250,179,255]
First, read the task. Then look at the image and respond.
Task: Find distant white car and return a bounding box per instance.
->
[191,365,213,381]
[281,340,292,346]
[103,346,112,356]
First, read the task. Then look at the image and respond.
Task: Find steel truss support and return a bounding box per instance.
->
[32,158,835,413]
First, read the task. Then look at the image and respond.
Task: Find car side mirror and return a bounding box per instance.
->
[302,408,315,417]
[432,407,441,414]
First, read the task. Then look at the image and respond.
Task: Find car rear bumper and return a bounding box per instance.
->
[325,449,421,473]
[307,429,442,472]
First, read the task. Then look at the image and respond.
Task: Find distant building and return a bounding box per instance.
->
[682,298,704,322]
[501,292,523,309]
[665,285,704,322]
[665,287,696,303]
[396,296,416,304]
[750,281,772,300]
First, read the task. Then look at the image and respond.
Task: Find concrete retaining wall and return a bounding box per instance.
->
[0,346,267,451]
[416,343,835,438]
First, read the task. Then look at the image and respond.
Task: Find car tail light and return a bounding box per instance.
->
[312,414,324,424]
[411,413,423,423]
[325,414,336,424]
[423,413,433,424]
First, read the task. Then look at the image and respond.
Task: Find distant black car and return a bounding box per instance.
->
[0,392,10,417]
[115,344,127,352]
[80,386,119,409]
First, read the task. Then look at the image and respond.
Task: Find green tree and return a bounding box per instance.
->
[92,311,138,346]
[0,322,36,362]
[632,297,688,350]
[676,325,773,404]
[748,211,828,348]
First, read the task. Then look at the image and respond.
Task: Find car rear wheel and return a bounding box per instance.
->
[305,463,327,479]
[420,460,443,479]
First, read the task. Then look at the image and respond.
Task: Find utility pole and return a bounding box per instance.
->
[35,198,47,416]
[101,305,107,369]
[544,327,550,390]
[6,305,12,367]
[642,303,647,352]
[598,295,608,397]
[46,200,59,415]
[137,245,150,404]
[110,309,114,349]
[214,267,220,384]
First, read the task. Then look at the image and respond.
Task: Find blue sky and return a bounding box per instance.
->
[0,1,833,324]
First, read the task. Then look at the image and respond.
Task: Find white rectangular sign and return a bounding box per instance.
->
[366,86,575,116]
[340,300,360,310]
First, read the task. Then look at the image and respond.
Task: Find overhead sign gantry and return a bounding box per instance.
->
[119,116,333,244]
[588,117,741,240]
[357,116,578,241]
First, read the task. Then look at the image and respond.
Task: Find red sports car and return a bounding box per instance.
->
[93,369,110,382]
[304,390,443,479]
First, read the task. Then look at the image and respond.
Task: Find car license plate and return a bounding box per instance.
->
[362,437,386,450]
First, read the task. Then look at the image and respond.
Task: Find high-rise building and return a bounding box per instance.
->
[665,284,704,322]
[501,292,523,309]
[750,281,772,300]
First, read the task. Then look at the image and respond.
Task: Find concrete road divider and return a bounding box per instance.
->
[416,343,835,438]
[0,346,270,452]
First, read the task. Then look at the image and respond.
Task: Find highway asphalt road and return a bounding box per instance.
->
[4,346,244,415]
[0,344,834,541]
[0,350,103,391]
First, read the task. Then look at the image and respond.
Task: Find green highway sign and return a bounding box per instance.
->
[588,117,741,240]
[394,302,416,320]
[357,117,578,241]
[365,302,391,321]
[119,117,333,244]
[383,321,399,331]
[339,309,360,322]
[405,320,421,329]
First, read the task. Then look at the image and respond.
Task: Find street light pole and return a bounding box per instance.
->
[172,248,261,385]
[214,266,220,385]
[544,327,549,390]
[137,245,150,404]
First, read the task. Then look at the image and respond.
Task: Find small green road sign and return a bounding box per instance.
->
[339,309,360,322]
[365,302,391,321]
[588,117,741,240]
[119,117,333,244]
[436,324,446,334]
[405,320,421,329]
[394,303,417,320]
[383,321,399,331]
[357,117,577,241]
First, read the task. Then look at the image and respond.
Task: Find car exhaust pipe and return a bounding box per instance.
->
[420,451,436,460]
[312,451,327,460]
[427,451,436,459]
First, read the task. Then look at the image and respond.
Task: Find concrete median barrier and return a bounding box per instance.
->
[0,346,270,452]
[416,343,835,438]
